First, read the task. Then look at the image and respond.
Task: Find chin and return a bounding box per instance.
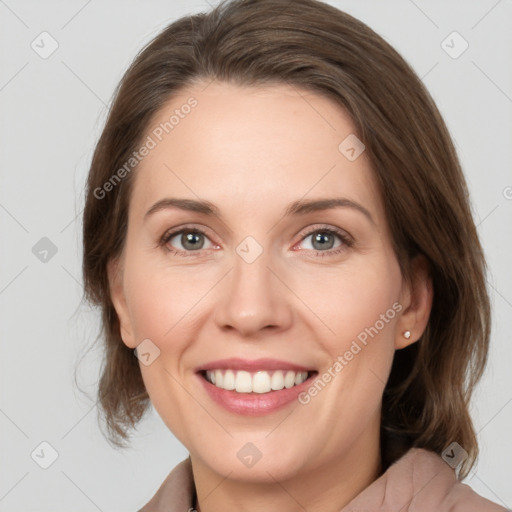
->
[190,434,315,483]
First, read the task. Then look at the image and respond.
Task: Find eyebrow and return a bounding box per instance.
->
[284,198,375,225]
[144,197,375,226]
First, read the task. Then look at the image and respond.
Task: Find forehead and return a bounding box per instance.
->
[129,80,383,224]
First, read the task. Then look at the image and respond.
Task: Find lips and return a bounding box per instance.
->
[195,358,318,415]
[194,357,315,373]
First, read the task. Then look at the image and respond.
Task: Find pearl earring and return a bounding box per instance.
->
[403,330,411,339]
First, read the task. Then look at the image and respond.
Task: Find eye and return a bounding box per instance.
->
[160,226,217,255]
[159,224,353,258]
[295,226,353,257]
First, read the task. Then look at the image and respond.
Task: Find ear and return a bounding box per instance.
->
[395,254,433,350]
[107,256,137,348]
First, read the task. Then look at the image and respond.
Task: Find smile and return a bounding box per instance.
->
[195,358,319,415]
[202,369,310,394]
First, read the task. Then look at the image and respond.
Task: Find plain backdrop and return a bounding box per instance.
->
[0,0,511,510]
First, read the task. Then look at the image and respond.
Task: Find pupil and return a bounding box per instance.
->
[313,232,333,250]
[182,232,204,250]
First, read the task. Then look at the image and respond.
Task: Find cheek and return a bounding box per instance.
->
[294,256,402,354]
[122,246,202,343]
[123,252,202,440]
[298,261,401,423]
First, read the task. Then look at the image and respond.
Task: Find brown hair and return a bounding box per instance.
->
[82,0,490,479]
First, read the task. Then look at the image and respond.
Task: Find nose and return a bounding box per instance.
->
[213,246,293,338]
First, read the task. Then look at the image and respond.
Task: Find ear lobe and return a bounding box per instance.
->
[107,257,137,348]
[395,255,433,350]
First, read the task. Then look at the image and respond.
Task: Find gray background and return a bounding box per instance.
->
[1,0,511,510]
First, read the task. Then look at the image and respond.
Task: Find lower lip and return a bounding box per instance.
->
[196,372,317,416]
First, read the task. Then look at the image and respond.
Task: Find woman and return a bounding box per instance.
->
[82,0,507,510]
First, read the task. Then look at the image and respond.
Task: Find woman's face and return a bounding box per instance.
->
[109,81,428,482]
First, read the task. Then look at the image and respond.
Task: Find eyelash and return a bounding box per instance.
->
[159,224,354,259]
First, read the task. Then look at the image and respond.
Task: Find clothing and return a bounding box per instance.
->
[138,447,508,511]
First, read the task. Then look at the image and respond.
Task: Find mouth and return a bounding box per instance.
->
[194,358,318,415]
[198,369,316,394]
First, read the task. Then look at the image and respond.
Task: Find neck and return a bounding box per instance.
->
[191,426,381,512]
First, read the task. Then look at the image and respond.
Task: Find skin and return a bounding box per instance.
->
[108,81,433,512]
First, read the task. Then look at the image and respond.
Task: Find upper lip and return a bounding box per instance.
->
[195,358,316,373]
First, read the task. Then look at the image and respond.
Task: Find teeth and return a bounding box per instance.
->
[271,371,285,390]
[252,371,271,393]
[204,369,309,393]
[285,371,296,388]
[223,370,235,390]
[235,371,252,392]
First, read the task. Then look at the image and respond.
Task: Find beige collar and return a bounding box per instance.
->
[138,448,508,511]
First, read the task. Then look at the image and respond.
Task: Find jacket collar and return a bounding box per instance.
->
[138,448,507,511]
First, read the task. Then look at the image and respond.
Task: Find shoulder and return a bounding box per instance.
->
[138,456,195,512]
[342,448,508,512]
[443,481,509,511]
